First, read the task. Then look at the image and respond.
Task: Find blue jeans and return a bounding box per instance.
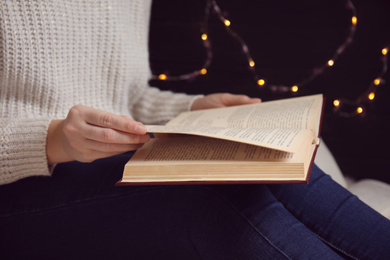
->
[1,153,389,259]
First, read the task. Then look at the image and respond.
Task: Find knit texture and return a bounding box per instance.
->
[0,0,201,185]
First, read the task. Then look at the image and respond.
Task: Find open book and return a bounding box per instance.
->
[117,94,324,185]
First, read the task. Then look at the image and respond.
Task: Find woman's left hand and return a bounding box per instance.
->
[191,93,261,111]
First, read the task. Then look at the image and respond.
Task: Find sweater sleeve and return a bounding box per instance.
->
[0,118,52,185]
[130,86,204,125]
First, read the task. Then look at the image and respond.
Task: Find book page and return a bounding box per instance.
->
[166,94,323,133]
[121,134,316,184]
[146,95,322,153]
[146,125,313,153]
[131,136,305,165]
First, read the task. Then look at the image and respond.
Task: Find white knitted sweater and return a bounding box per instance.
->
[0,0,200,185]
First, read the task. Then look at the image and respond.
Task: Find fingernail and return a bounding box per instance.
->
[141,134,151,142]
[135,123,147,133]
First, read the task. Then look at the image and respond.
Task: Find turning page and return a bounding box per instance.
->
[146,94,323,153]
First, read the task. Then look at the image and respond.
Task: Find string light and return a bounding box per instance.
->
[152,0,388,117]
[153,0,358,89]
[291,85,299,93]
[257,79,265,86]
[333,44,389,117]
[199,68,208,75]
[352,16,357,25]
[152,0,357,87]
[158,74,167,80]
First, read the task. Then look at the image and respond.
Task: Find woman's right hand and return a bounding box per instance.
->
[46,105,150,165]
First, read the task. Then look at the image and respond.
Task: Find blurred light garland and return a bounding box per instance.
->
[333,45,389,116]
[152,0,388,116]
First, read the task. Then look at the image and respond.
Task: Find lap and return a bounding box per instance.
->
[1,155,388,259]
[0,175,300,259]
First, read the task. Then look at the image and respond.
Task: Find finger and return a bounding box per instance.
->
[80,106,147,134]
[83,125,151,144]
[74,144,145,163]
[221,94,261,106]
[83,139,145,154]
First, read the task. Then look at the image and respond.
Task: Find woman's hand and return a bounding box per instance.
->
[46,105,150,165]
[191,93,261,111]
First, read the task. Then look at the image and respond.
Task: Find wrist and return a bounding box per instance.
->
[46,119,71,165]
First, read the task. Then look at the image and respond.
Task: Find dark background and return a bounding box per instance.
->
[148,0,390,183]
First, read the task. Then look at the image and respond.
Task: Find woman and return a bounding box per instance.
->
[1,1,389,259]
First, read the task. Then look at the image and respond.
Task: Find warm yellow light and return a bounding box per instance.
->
[327,60,334,66]
[199,68,207,75]
[201,33,208,41]
[291,85,299,92]
[158,74,167,80]
[333,99,340,107]
[368,92,375,100]
[224,19,231,27]
[257,79,265,86]
[351,16,357,25]
[374,78,381,85]
[382,48,388,55]
[356,107,363,114]
[249,59,255,67]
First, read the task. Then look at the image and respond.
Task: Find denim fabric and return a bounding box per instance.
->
[1,153,389,260]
